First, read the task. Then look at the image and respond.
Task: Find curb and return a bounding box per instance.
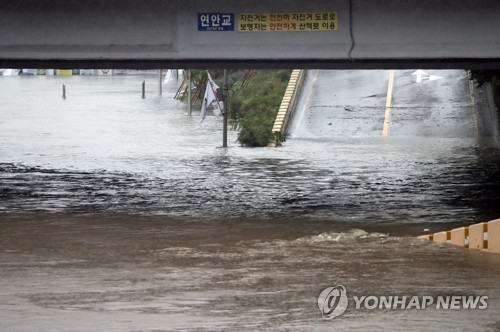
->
[268,69,306,147]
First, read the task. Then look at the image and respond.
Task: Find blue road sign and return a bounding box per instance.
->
[198,13,235,31]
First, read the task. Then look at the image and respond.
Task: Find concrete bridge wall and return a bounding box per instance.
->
[1,0,499,69]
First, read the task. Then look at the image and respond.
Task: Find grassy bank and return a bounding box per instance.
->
[229,70,291,147]
[188,69,291,147]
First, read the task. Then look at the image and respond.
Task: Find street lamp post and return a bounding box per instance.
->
[223,69,228,148]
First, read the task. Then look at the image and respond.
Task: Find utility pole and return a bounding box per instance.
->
[187,69,192,115]
[159,69,163,96]
[223,69,228,148]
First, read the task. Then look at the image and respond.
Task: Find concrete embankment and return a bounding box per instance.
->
[418,219,500,254]
[268,69,306,147]
[468,74,499,142]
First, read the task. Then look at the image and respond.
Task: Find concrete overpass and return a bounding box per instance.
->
[1,0,500,69]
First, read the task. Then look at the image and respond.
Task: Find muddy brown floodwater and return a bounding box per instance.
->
[2,215,500,331]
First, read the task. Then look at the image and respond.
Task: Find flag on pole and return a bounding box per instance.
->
[199,72,224,124]
[163,69,176,84]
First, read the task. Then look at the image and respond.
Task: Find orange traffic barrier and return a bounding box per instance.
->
[433,231,450,244]
[469,222,488,250]
[450,227,468,247]
[488,219,500,254]
[417,219,500,254]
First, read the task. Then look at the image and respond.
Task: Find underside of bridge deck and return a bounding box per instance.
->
[1,0,500,69]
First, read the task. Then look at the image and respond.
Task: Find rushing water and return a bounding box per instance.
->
[1,74,500,224]
[1,73,500,331]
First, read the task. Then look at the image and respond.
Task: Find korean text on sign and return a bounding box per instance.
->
[238,12,337,32]
[198,13,234,31]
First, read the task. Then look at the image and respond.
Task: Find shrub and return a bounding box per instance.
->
[237,109,276,147]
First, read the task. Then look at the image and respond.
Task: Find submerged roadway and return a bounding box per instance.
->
[290,69,480,139]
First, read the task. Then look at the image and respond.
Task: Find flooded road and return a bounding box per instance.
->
[1,72,500,331]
